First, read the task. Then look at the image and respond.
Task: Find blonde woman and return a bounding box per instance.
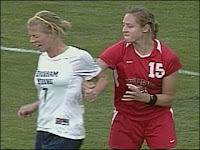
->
[17,10,108,149]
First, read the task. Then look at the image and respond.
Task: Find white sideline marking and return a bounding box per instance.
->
[1,46,41,54]
[178,69,199,76]
[1,46,199,76]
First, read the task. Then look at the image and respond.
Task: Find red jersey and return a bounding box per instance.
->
[99,39,182,121]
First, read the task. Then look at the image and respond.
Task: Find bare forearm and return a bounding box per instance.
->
[94,74,108,96]
[18,100,39,118]
[154,94,174,106]
[143,93,174,106]
[94,58,109,95]
[29,101,39,112]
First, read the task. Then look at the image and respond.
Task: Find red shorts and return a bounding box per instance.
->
[109,109,177,149]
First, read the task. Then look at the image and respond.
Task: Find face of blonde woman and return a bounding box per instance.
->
[122,14,144,43]
[28,25,54,52]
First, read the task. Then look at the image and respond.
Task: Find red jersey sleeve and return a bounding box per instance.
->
[162,44,182,76]
[99,40,126,70]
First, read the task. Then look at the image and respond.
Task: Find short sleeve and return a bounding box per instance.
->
[99,40,126,70]
[73,50,102,80]
[165,53,182,76]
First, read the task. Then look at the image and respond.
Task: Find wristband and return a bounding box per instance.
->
[146,94,157,105]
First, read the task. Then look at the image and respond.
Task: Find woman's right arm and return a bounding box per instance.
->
[83,58,109,101]
[17,101,39,119]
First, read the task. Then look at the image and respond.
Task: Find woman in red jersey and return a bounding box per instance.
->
[84,6,182,149]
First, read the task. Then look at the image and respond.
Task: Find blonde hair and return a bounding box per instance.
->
[126,6,159,38]
[27,10,71,36]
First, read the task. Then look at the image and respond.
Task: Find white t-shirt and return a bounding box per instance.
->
[34,46,101,139]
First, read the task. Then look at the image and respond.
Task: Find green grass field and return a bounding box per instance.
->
[1,1,199,149]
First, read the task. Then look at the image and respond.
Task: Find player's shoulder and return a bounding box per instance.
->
[108,40,126,49]
[67,45,92,59]
[155,39,177,56]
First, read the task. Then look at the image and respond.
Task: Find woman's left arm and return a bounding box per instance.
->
[155,71,179,106]
[122,71,179,107]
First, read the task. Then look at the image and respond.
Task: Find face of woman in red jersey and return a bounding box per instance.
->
[122,14,147,43]
[28,25,55,52]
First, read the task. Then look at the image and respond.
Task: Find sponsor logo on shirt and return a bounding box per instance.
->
[126,60,133,64]
[169,139,175,144]
[55,118,69,125]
